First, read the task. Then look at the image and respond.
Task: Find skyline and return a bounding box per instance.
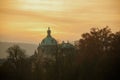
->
[0,0,120,44]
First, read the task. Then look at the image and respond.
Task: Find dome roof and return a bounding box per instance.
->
[41,36,57,46]
[61,41,74,49]
[41,27,57,46]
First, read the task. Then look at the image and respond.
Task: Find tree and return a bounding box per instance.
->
[1,45,27,80]
[7,45,26,61]
[7,45,26,75]
[76,27,120,80]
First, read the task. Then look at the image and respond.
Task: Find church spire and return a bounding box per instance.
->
[47,27,51,36]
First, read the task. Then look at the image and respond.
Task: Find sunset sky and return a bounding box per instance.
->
[0,0,120,44]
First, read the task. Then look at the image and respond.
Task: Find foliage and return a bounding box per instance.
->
[76,27,120,80]
[0,27,120,80]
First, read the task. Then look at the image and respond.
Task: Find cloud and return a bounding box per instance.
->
[0,0,120,43]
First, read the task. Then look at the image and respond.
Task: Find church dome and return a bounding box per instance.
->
[41,27,57,46]
[61,41,74,49]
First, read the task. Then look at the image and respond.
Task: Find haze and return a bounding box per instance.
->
[0,0,120,44]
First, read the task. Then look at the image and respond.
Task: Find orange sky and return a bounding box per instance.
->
[0,0,120,44]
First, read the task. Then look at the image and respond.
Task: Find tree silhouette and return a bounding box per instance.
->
[0,27,119,80]
[0,45,28,80]
[76,27,120,80]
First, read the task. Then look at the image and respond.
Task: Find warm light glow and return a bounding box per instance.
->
[19,0,64,11]
[0,0,120,43]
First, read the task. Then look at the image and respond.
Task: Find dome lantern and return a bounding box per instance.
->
[47,27,51,37]
[40,27,57,46]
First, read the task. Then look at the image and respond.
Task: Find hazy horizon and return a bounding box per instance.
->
[0,41,38,58]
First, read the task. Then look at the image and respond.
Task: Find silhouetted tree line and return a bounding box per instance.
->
[0,27,120,80]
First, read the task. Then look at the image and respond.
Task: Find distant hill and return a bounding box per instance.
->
[0,42,38,59]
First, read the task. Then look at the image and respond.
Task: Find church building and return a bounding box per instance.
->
[37,27,75,60]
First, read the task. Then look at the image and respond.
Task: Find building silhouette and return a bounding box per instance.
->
[37,27,58,59]
[37,27,75,60]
